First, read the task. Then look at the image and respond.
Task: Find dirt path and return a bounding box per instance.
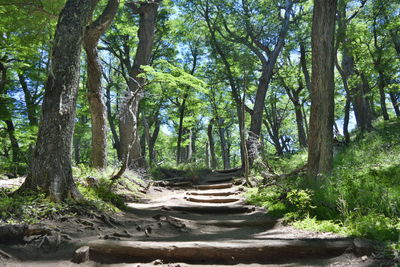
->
[0,173,388,266]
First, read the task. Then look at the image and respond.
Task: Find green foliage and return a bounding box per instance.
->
[150,163,211,182]
[248,120,400,246]
[268,150,308,174]
[0,189,76,225]
[292,216,346,235]
[246,186,315,221]
[318,120,400,220]
[74,165,144,210]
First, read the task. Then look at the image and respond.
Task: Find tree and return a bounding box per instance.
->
[84,0,120,169]
[307,0,337,182]
[0,60,21,172]
[114,0,161,178]
[18,0,99,201]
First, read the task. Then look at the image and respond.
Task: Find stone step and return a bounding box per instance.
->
[87,239,353,264]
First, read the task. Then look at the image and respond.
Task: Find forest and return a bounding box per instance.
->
[0,0,399,265]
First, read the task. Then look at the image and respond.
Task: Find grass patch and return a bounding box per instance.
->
[0,165,146,225]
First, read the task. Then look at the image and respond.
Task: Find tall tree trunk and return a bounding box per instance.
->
[19,0,99,201]
[148,118,160,165]
[352,72,373,132]
[84,0,119,169]
[205,141,210,168]
[307,0,337,182]
[246,1,293,164]
[118,0,160,172]
[294,100,307,148]
[377,71,389,120]
[18,74,38,126]
[73,135,81,164]
[390,31,400,57]
[191,129,197,162]
[105,84,121,159]
[5,120,20,168]
[187,129,193,162]
[207,120,217,169]
[0,62,21,170]
[389,92,400,117]
[299,41,311,92]
[343,97,350,143]
[217,119,230,169]
[176,94,188,165]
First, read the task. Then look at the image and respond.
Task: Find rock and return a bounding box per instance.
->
[361,255,368,261]
[72,246,90,263]
[86,176,100,187]
[353,238,375,256]
[0,224,27,243]
[153,259,163,265]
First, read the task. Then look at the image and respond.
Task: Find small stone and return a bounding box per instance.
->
[361,255,368,261]
[72,246,90,263]
[153,259,163,265]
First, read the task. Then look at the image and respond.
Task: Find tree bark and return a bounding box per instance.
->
[118,0,160,172]
[246,1,294,164]
[389,91,400,117]
[207,120,217,169]
[217,118,230,170]
[105,84,121,159]
[176,94,188,165]
[299,41,311,93]
[84,0,119,169]
[0,62,21,169]
[377,71,389,120]
[307,0,337,182]
[18,74,38,126]
[19,0,99,201]
[149,118,160,165]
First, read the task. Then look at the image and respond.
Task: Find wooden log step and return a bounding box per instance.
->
[168,205,254,214]
[196,183,232,190]
[204,176,233,184]
[184,196,241,204]
[187,191,236,196]
[196,219,277,227]
[213,167,242,174]
[87,239,353,264]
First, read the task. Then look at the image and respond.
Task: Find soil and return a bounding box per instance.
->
[0,173,396,266]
